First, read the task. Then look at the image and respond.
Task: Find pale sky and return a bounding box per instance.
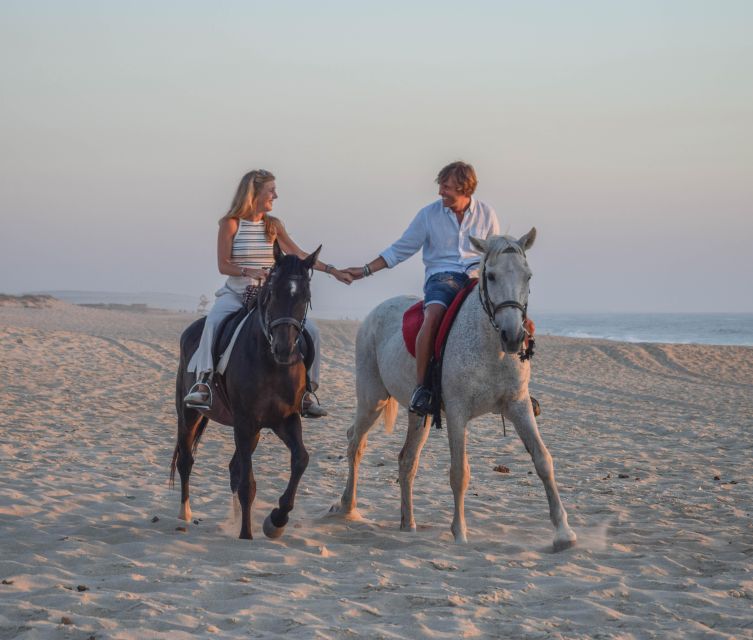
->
[1,0,751,316]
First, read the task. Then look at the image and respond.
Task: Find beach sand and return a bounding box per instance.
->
[1,299,751,639]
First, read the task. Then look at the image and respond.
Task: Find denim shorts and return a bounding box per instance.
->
[423,271,470,308]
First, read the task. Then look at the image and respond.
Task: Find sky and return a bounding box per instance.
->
[1,0,751,316]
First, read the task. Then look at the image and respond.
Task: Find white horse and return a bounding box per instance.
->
[330,229,576,551]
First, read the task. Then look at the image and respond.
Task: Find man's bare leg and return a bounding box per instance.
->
[409,304,445,415]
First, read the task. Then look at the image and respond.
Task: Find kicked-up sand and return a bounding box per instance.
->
[1,297,752,639]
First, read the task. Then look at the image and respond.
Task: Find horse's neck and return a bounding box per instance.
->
[444,292,529,410]
[246,309,275,361]
[459,291,501,351]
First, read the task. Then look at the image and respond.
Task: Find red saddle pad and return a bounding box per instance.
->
[402,279,479,359]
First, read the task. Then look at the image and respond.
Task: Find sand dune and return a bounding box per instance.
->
[1,301,751,638]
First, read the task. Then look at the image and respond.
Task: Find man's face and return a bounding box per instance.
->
[438,177,468,210]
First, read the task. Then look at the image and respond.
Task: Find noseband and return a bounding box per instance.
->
[258,271,312,349]
[478,253,534,361]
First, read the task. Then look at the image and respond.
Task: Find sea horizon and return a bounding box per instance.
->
[18,290,753,347]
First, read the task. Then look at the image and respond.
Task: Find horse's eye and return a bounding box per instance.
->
[487,273,496,282]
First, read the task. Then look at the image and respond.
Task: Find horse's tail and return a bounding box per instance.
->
[382,397,398,435]
[169,416,209,488]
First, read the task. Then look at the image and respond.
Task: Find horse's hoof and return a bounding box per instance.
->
[553,532,577,553]
[400,524,417,533]
[327,502,345,515]
[326,504,363,521]
[263,514,285,539]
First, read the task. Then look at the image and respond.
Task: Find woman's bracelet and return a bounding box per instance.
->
[241,267,249,277]
[324,264,334,274]
[362,263,372,277]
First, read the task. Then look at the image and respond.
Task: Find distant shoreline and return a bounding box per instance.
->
[4,293,752,346]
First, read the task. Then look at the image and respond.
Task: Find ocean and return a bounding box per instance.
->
[35,291,753,347]
[535,312,753,347]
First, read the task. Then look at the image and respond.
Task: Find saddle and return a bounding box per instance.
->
[401,281,478,429]
[402,280,479,360]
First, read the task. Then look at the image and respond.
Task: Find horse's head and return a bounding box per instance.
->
[260,241,321,365]
[470,228,536,354]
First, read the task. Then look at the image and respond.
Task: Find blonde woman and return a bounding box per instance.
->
[185,169,352,415]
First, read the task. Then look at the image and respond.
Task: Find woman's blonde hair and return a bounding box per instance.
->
[220,169,279,241]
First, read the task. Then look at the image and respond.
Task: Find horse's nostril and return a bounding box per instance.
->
[501,330,508,343]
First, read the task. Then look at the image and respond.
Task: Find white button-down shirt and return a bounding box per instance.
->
[380,197,500,281]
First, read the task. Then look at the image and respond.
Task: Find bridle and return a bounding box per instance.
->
[257,267,312,351]
[477,247,534,361]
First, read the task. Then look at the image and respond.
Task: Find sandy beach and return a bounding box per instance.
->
[1,298,751,639]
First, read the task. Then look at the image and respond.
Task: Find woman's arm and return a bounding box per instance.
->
[217,218,268,280]
[275,222,352,284]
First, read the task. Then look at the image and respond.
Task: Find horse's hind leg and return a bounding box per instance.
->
[507,399,576,552]
[398,412,431,531]
[330,328,393,518]
[445,410,472,543]
[330,395,391,517]
[171,408,208,522]
[264,415,308,539]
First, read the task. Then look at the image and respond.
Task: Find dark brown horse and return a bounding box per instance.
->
[171,243,321,539]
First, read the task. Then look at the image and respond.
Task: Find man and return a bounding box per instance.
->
[345,161,499,416]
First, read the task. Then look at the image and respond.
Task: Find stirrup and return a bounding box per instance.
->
[184,380,212,410]
[409,385,432,417]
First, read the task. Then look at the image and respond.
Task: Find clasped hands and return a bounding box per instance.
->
[328,267,354,285]
[342,266,368,281]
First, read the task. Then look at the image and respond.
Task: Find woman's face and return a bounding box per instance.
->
[253,180,277,213]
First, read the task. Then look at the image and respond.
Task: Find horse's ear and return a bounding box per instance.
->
[470,236,488,254]
[303,245,322,271]
[518,227,536,252]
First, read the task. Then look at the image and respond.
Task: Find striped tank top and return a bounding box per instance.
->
[224,219,275,294]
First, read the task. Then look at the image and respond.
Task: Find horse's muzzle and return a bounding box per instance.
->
[271,341,302,366]
[499,328,525,354]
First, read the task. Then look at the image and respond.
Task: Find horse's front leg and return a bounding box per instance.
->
[506,398,577,552]
[229,430,260,522]
[446,411,471,543]
[264,414,309,539]
[233,424,260,540]
[398,412,431,531]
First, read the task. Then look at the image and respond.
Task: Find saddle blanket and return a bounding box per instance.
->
[402,280,479,359]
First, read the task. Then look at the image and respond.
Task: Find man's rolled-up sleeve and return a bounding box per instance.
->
[379,211,426,268]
